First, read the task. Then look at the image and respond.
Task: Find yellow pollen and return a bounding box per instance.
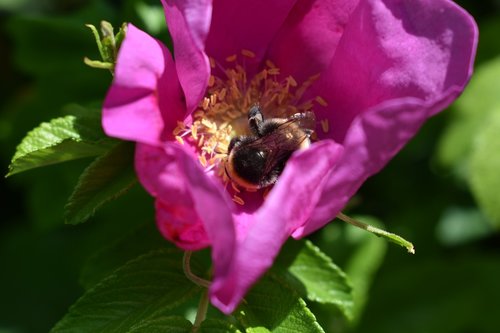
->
[202,97,210,110]
[268,67,280,75]
[208,75,215,87]
[191,124,198,139]
[210,94,217,106]
[198,154,208,167]
[315,96,328,107]
[232,195,245,205]
[225,54,237,62]
[265,60,277,68]
[241,49,256,58]
[175,136,185,145]
[287,76,298,87]
[173,50,324,193]
[321,119,330,133]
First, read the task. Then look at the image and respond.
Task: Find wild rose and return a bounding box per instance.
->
[102,0,477,314]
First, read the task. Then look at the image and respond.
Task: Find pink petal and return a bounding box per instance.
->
[135,143,235,251]
[162,0,212,113]
[293,0,478,237]
[267,0,358,84]
[205,0,297,67]
[210,140,343,314]
[103,24,184,145]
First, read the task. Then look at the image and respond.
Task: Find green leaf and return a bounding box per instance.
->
[80,223,171,290]
[50,249,200,333]
[337,213,414,254]
[343,217,387,324]
[469,107,500,227]
[275,240,354,319]
[198,319,242,333]
[438,57,500,171]
[235,273,325,333]
[7,114,115,177]
[64,142,137,225]
[436,207,494,245]
[126,316,192,333]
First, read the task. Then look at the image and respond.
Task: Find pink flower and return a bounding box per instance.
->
[102,0,477,314]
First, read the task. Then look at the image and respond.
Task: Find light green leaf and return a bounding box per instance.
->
[438,57,500,171]
[64,142,136,225]
[276,240,354,319]
[235,274,325,333]
[469,107,500,227]
[7,114,115,176]
[51,249,200,333]
[436,207,494,245]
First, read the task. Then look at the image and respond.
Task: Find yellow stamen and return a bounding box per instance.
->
[231,181,241,193]
[265,60,277,68]
[208,75,215,87]
[321,119,329,133]
[232,195,245,205]
[225,54,237,62]
[199,154,208,167]
[209,57,216,68]
[175,136,185,145]
[315,96,328,107]
[241,49,256,58]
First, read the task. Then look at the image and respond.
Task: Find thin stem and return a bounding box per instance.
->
[183,251,211,288]
[337,212,415,254]
[191,290,209,333]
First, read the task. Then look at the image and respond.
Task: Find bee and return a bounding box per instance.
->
[225,104,316,190]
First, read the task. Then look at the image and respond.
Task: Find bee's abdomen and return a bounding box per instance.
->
[231,146,267,185]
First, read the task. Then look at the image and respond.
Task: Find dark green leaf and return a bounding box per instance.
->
[198,319,242,333]
[275,240,354,319]
[235,273,325,333]
[126,316,192,333]
[64,141,136,225]
[50,249,200,333]
[343,217,387,323]
[79,223,171,290]
[7,114,115,176]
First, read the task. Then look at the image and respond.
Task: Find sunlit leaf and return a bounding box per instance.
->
[7,114,115,177]
[438,57,500,171]
[469,107,500,227]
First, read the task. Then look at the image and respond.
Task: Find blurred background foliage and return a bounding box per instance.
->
[1,0,499,332]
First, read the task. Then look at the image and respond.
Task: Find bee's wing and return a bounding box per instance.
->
[245,118,311,181]
[290,111,316,134]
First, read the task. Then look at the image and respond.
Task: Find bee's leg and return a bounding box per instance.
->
[248,104,264,136]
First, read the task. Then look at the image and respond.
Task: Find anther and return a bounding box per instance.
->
[241,49,256,58]
[315,96,328,107]
[321,119,329,133]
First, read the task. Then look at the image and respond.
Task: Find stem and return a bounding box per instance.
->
[183,251,211,288]
[337,212,415,254]
[191,290,209,333]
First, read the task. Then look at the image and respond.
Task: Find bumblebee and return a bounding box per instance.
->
[225,104,316,190]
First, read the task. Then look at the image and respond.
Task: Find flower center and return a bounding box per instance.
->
[173,50,328,204]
